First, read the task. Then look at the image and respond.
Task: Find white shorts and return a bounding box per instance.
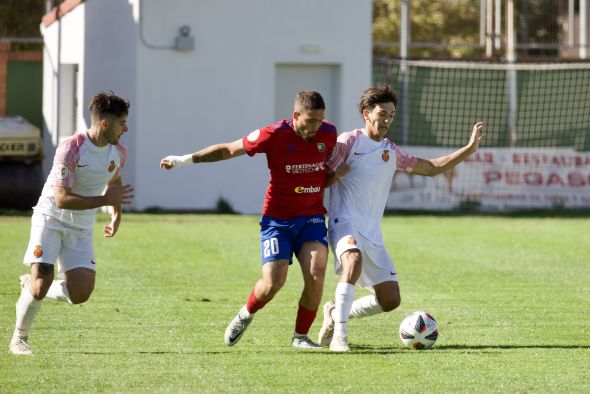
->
[328,218,398,289]
[23,213,96,277]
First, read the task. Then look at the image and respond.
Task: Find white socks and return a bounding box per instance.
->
[13,279,74,340]
[13,287,42,339]
[45,280,73,304]
[349,295,383,319]
[331,288,385,338]
[332,282,355,338]
[240,304,252,319]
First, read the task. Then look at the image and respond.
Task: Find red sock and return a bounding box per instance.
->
[246,289,269,314]
[294,304,317,335]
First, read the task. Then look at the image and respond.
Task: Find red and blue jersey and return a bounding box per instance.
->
[242,119,337,219]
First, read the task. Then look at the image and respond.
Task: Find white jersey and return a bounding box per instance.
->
[34,132,127,229]
[325,129,416,244]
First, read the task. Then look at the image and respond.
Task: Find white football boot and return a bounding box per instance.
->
[292,335,321,349]
[317,300,335,347]
[329,335,350,352]
[224,306,253,346]
[9,337,32,356]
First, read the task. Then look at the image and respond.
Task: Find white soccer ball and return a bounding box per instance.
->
[399,311,439,349]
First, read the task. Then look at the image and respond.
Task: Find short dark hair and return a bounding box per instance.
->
[294,90,325,112]
[357,86,398,117]
[89,91,130,120]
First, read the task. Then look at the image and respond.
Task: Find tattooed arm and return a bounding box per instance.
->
[160,138,246,169]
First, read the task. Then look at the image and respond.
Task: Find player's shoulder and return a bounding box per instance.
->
[337,128,363,143]
[114,142,128,156]
[59,132,86,149]
[56,132,86,158]
[248,120,291,140]
[251,120,292,138]
[384,138,399,150]
[270,119,292,133]
[318,120,337,135]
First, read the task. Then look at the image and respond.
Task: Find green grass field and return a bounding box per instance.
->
[1,213,589,393]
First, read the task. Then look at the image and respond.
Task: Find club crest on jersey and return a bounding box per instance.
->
[317,143,325,153]
[382,150,390,162]
[33,245,43,258]
[347,237,357,245]
[108,160,116,172]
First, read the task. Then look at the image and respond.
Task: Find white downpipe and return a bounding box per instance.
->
[480,0,486,47]
[400,0,410,145]
[506,0,517,147]
[56,7,62,143]
[569,0,575,47]
[486,0,493,57]
[494,0,501,50]
[581,0,588,59]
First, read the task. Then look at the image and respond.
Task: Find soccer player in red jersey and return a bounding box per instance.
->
[160,91,337,349]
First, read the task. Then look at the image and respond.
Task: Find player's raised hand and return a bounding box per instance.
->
[160,154,192,170]
[469,121,486,152]
[103,183,134,206]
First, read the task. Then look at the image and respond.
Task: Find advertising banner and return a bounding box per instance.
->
[387,147,590,211]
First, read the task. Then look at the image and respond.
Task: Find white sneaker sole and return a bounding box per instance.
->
[318,301,335,347]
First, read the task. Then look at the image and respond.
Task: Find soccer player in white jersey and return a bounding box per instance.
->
[8,91,134,356]
[319,86,486,351]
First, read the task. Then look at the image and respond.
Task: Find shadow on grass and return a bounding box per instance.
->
[67,350,227,355]
[437,344,590,350]
[58,344,590,356]
[384,207,590,218]
[349,344,590,353]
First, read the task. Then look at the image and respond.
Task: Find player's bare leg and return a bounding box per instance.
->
[59,267,96,304]
[254,260,289,301]
[373,281,400,312]
[224,260,288,346]
[291,241,327,349]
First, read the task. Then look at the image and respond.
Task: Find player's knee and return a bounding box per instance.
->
[36,263,54,276]
[261,278,285,297]
[310,265,327,282]
[342,250,362,273]
[29,279,53,300]
[380,295,401,312]
[69,291,92,305]
[67,281,95,304]
[29,281,50,300]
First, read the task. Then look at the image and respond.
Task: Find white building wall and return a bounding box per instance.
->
[42,0,372,214]
[41,4,86,173]
[82,0,138,194]
[42,1,138,192]
[133,0,371,213]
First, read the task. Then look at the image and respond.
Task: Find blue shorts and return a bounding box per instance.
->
[259,215,328,265]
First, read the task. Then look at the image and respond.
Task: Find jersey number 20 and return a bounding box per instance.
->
[263,238,279,258]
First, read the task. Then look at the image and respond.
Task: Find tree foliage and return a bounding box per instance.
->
[373,0,482,58]
[0,0,47,38]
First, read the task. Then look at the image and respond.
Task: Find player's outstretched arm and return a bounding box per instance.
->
[160,138,246,170]
[407,121,486,177]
